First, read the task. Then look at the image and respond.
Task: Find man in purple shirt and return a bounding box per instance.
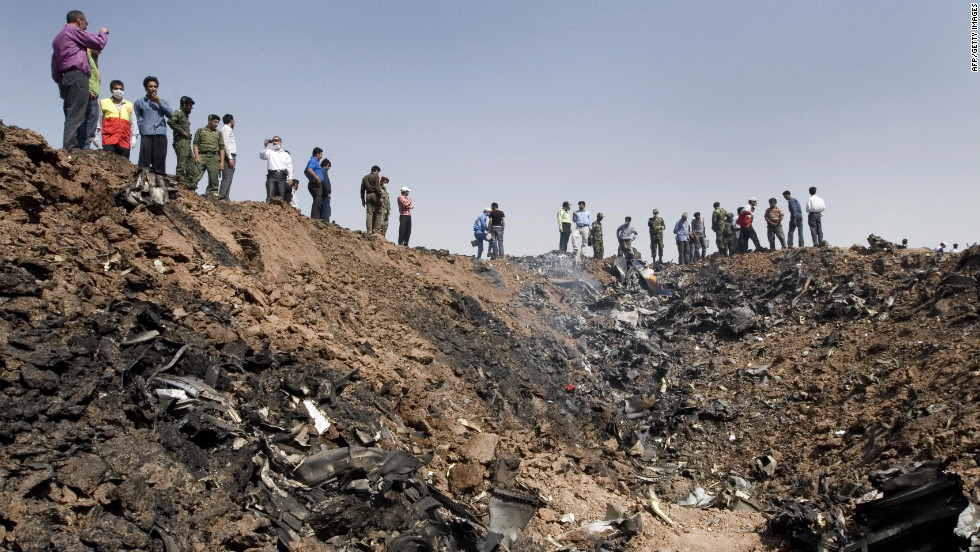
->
[51,10,108,151]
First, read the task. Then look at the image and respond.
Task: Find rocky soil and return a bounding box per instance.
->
[0,121,977,551]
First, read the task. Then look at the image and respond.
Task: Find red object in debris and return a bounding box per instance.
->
[566,384,575,392]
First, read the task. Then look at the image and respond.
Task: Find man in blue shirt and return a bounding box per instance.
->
[305,147,327,219]
[782,190,804,247]
[133,76,173,173]
[617,216,639,259]
[674,212,692,264]
[571,200,592,263]
[473,207,490,259]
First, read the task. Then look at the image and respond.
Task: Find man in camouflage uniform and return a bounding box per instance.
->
[711,202,732,254]
[647,208,665,263]
[377,176,391,237]
[591,212,604,259]
[168,96,200,188]
[193,114,225,196]
[717,212,734,256]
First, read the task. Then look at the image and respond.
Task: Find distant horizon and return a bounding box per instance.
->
[7,1,977,259]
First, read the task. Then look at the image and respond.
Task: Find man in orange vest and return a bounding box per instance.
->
[100,79,134,158]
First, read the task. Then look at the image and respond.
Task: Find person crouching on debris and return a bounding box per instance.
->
[617,216,639,259]
[397,187,413,246]
[592,213,605,259]
[673,212,692,264]
[473,207,490,259]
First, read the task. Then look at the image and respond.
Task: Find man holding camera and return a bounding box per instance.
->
[260,136,293,201]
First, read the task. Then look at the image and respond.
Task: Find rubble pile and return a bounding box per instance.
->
[0,122,977,551]
[512,238,980,549]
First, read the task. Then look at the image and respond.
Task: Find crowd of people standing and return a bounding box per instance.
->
[54,10,838,262]
[551,188,829,265]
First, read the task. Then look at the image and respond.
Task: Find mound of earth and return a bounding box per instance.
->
[0,122,977,551]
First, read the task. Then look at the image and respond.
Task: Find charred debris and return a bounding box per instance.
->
[1,122,979,550]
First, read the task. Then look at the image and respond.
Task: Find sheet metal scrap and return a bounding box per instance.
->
[154,375,242,423]
[842,461,970,552]
[122,168,179,208]
[488,488,540,549]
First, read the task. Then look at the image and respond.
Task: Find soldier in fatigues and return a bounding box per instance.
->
[377,177,391,237]
[717,212,734,256]
[168,96,200,188]
[591,212,604,259]
[711,202,731,254]
[193,114,225,196]
[647,208,665,263]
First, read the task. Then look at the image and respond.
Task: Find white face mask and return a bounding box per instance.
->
[274,144,282,150]
[112,89,124,100]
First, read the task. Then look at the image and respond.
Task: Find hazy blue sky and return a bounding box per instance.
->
[5,1,978,259]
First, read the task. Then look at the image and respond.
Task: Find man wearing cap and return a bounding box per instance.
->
[397,186,414,246]
[806,187,826,246]
[764,198,786,250]
[782,190,804,247]
[260,136,293,201]
[360,165,383,233]
[711,202,731,254]
[591,213,605,259]
[473,207,490,259]
[673,212,692,264]
[557,201,572,253]
[219,115,237,200]
[378,177,392,236]
[571,201,592,263]
[718,212,734,256]
[648,209,665,263]
[133,76,173,173]
[51,10,108,151]
[169,96,200,188]
[193,114,225,196]
[741,198,764,252]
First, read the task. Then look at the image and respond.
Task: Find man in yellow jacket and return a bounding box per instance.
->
[557,201,572,253]
[99,79,134,158]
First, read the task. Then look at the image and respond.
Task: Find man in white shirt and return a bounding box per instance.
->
[218,114,236,200]
[260,136,293,201]
[805,186,826,247]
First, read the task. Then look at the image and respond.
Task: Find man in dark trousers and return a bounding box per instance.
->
[488,203,506,259]
[51,10,108,151]
[306,147,326,219]
[133,76,173,173]
[360,165,383,233]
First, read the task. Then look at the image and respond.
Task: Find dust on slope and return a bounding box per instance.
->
[0,123,770,550]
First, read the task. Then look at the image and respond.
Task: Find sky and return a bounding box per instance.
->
[4,1,978,260]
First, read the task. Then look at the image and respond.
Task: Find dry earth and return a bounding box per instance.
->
[0,122,977,551]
